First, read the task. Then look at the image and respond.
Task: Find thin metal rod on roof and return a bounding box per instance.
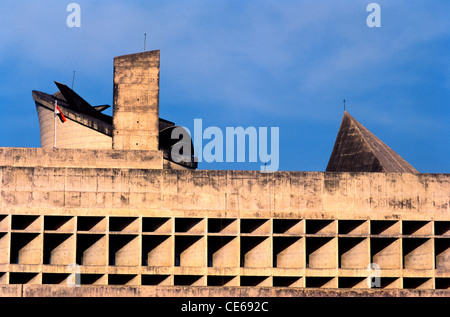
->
[343,99,346,112]
[72,71,76,90]
[144,33,147,52]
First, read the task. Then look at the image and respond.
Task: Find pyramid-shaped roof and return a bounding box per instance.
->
[326,111,418,173]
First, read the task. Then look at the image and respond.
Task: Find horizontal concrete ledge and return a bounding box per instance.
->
[0,285,448,297]
[0,147,163,169]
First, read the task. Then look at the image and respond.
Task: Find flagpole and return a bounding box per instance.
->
[54,101,57,148]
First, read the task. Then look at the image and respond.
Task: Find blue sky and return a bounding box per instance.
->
[0,0,448,173]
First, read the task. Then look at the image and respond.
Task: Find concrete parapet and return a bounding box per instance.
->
[0,164,447,218]
[17,285,450,297]
[0,147,163,170]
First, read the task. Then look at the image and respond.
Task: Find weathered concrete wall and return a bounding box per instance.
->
[0,165,447,219]
[2,285,446,297]
[0,147,163,170]
[113,50,160,151]
[0,152,448,296]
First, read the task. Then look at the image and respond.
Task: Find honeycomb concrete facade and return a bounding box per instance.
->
[0,50,448,297]
[0,147,448,296]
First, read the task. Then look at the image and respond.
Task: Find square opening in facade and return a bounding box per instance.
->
[208,218,237,234]
[402,221,432,236]
[109,217,139,232]
[273,237,303,268]
[80,274,106,285]
[142,217,171,233]
[109,234,139,266]
[10,233,41,264]
[338,220,368,235]
[403,277,433,289]
[43,233,74,265]
[175,218,204,234]
[76,234,107,265]
[108,274,139,285]
[207,236,238,268]
[11,215,40,231]
[273,276,302,287]
[371,221,399,235]
[435,238,450,270]
[373,277,400,289]
[9,272,40,284]
[338,237,369,269]
[42,273,70,285]
[77,217,106,232]
[240,276,270,287]
[338,277,367,289]
[0,215,9,230]
[240,219,270,234]
[435,278,450,289]
[174,235,205,267]
[402,238,433,269]
[142,235,172,266]
[306,220,335,235]
[306,237,336,268]
[207,275,237,286]
[240,236,271,268]
[0,272,7,284]
[273,219,303,235]
[370,238,401,269]
[435,221,450,236]
[0,233,9,264]
[174,275,204,286]
[305,277,336,288]
[44,216,74,232]
[142,274,171,286]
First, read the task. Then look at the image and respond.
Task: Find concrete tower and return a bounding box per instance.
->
[112,50,160,151]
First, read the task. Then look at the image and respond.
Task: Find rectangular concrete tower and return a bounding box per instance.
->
[113,50,160,151]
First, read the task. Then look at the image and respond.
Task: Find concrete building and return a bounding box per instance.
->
[0,50,448,297]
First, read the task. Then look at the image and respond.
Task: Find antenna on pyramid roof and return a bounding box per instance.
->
[71,71,76,90]
[144,33,147,52]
